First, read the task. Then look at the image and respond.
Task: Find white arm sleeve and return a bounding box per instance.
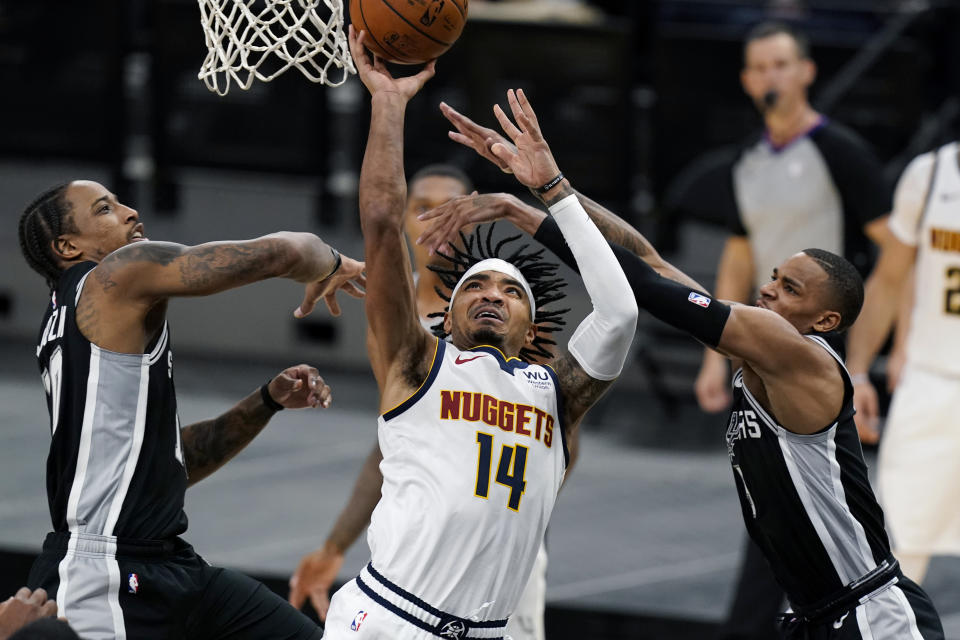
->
[888,151,936,247]
[549,194,638,380]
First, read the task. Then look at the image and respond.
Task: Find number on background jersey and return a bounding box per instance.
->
[475,432,528,511]
[945,266,960,315]
[41,346,64,436]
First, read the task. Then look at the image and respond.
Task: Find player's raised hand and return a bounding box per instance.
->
[296,255,365,318]
[489,89,561,190]
[289,543,344,621]
[439,102,515,173]
[852,378,880,445]
[267,365,331,410]
[348,26,435,101]
[416,192,544,256]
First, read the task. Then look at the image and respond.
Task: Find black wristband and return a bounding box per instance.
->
[326,248,342,279]
[534,172,564,194]
[260,382,284,412]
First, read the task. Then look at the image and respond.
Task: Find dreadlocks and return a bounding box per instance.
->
[428,223,569,363]
[18,183,75,292]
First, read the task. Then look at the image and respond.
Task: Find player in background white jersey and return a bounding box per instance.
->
[846,141,960,584]
[300,28,636,639]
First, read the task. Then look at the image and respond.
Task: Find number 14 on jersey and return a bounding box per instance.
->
[474,432,528,511]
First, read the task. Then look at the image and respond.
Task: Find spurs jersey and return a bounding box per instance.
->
[889,141,960,376]
[35,262,188,540]
[725,335,890,610]
[367,339,567,621]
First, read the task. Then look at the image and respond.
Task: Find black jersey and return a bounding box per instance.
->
[35,262,188,540]
[724,334,890,610]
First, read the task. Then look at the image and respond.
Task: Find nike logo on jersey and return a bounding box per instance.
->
[940,191,960,202]
[455,354,485,365]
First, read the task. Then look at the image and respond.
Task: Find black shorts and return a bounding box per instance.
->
[28,532,321,640]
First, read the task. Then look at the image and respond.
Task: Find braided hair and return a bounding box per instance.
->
[427,223,569,363]
[18,183,76,292]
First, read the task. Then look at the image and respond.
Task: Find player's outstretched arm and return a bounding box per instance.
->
[479,89,638,429]
[180,365,331,486]
[350,26,437,394]
[438,101,701,289]
[289,442,384,619]
[91,232,363,305]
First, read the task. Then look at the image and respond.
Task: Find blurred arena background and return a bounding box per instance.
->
[2,0,959,637]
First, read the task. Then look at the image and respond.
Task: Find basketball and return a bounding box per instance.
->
[350,0,468,65]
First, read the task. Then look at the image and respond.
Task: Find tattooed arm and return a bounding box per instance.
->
[550,352,614,439]
[92,232,346,301]
[571,189,706,291]
[182,365,331,486]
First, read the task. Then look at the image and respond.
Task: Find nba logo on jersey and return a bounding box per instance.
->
[439,619,466,639]
[687,292,711,308]
[127,573,139,594]
[350,611,367,631]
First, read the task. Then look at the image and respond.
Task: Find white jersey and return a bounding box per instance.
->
[888,141,960,376]
[367,339,567,622]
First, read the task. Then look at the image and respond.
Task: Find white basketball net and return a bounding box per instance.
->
[197,0,356,96]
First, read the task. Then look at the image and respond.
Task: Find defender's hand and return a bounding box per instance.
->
[853,379,880,445]
[296,256,365,318]
[417,192,542,255]
[289,543,345,622]
[268,365,331,410]
[348,26,436,101]
[0,588,58,640]
[439,102,515,173]
[489,89,561,190]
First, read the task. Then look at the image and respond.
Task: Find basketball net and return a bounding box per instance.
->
[197,0,355,96]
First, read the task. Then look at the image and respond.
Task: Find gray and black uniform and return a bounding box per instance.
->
[533,218,943,639]
[727,334,942,638]
[28,261,321,640]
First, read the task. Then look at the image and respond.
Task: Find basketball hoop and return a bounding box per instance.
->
[197,0,355,96]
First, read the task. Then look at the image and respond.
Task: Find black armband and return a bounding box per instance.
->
[260,382,284,412]
[534,216,731,347]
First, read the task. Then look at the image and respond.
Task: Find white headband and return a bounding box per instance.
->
[449,258,536,320]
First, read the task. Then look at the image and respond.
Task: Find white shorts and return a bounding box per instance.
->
[877,364,960,554]
[504,542,547,640]
[323,565,509,640]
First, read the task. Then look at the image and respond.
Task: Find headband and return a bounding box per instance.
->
[449,258,536,321]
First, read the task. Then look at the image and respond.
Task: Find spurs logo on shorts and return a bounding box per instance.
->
[439,619,466,639]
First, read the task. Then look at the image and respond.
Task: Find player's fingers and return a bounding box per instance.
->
[26,588,47,606]
[15,587,31,601]
[39,600,58,617]
[516,88,541,129]
[323,293,342,317]
[342,281,365,299]
[492,104,522,141]
[288,578,306,608]
[319,384,332,409]
[489,142,517,170]
[295,287,319,318]
[311,592,331,622]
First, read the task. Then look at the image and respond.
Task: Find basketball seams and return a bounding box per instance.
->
[356,0,398,61]
[378,0,453,47]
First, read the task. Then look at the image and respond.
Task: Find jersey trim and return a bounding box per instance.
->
[467,345,531,374]
[382,339,445,422]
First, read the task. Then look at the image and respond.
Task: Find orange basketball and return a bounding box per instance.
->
[350,0,468,65]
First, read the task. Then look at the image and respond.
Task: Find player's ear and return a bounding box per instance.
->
[523,322,537,350]
[801,58,816,87]
[812,309,841,333]
[443,311,452,335]
[52,234,82,262]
